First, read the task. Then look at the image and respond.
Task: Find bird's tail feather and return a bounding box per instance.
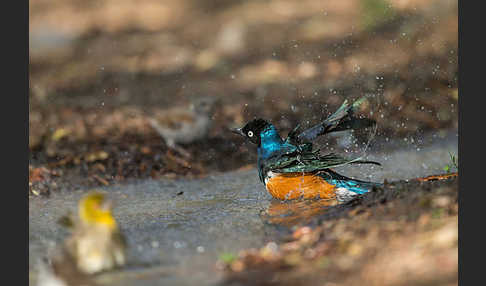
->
[322,97,375,133]
[296,97,375,143]
[319,169,383,194]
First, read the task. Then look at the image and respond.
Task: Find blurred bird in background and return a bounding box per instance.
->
[148,96,218,157]
[37,191,126,286]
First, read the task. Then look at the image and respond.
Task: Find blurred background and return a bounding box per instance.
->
[29,0,457,190]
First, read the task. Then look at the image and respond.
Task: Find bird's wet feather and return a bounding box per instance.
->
[233,97,382,201]
[265,172,337,200]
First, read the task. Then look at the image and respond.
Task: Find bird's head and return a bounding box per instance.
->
[231,118,271,146]
[189,96,218,115]
[78,192,117,230]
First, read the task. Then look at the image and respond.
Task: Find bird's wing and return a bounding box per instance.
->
[292,97,375,143]
[112,230,127,249]
[57,211,75,230]
[266,151,380,174]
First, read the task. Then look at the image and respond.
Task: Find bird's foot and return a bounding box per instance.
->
[168,144,191,159]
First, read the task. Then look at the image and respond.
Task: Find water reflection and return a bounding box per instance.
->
[261,199,338,226]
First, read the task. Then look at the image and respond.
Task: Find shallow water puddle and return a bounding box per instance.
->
[261,199,338,226]
[29,130,457,285]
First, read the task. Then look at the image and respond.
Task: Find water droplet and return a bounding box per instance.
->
[174,241,185,249]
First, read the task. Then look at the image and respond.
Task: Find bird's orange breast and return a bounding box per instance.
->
[265,172,337,200]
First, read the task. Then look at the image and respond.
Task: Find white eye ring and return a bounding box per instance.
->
[247,131,254,137]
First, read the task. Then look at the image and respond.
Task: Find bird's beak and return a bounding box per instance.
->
[230,127,245,137]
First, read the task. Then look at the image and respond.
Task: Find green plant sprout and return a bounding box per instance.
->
[218,252,237,264]
[443,152,458,173]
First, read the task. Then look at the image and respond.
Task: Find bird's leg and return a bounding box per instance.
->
[148,118,192,159]
[167,141,191,159]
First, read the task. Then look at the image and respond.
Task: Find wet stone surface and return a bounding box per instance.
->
[30,170,273,286]
[29,130,457,285]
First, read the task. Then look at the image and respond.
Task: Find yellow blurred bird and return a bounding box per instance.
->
[54,191,127,275]
[64,191,126,274]
[37,191,126,286]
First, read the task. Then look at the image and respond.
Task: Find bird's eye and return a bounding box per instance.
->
[247,131,254,137]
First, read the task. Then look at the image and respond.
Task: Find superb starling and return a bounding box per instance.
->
[232,98,382,202]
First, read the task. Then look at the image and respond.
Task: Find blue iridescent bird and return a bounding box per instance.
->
[231,98,383,202]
